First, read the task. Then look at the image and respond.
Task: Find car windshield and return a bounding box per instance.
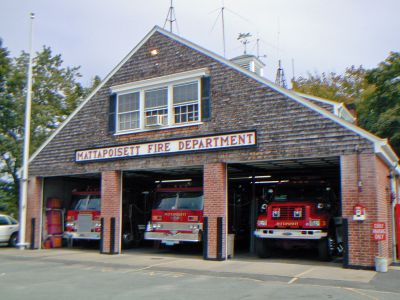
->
[72,195,101,211]
[154,191,203,210]
[272,185,328,203]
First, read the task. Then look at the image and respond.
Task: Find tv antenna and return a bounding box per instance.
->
[256,37,267,60]
[238,33,251,54]
[164,0,179,33]
[210,1,252,58]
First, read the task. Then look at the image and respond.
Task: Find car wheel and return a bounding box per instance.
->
[9,232,18,247]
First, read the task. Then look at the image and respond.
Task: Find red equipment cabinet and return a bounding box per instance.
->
[395,204,400,259]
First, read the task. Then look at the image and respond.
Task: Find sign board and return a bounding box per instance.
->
[75,131,256,162]
[372,222,386,241]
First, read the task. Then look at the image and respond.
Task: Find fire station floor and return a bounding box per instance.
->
[1,247,400,295]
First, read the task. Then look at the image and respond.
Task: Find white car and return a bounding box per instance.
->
[0,214,19,247]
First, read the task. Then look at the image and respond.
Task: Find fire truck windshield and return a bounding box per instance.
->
[72,195,101,211]
[154,192,204,210]
[272,185,329,203]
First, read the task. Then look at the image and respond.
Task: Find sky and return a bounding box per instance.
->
[1,0,399,86]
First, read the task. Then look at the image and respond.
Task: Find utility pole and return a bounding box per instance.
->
[19,12,35,250]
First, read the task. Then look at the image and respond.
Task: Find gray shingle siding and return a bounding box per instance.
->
[29,31,374,177]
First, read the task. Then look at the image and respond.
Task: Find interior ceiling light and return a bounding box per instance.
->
[155,179,192,183]
[253,180,289,184]
[230,175,271,180]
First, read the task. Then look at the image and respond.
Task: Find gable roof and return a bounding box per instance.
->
[29,26,399,174]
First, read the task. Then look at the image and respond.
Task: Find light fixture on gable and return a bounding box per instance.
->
[150,49,159,56]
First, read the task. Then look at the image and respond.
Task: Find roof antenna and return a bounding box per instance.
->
[274,17,287,88]
[256,36,267,60]
[164,0,179,33]
[210,2,227,57]
[275,60,287,88]
[291,58,295,82]
[238,33,252,55]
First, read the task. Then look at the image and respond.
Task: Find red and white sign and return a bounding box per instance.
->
[76,131,256,162]
[372,222,386,241]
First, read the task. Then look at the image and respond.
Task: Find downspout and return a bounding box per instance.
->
[390,164,398,262]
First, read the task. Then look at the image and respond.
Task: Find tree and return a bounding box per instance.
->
[357,52,400,154]
[0,39,100,215]
[292,66,371,106]
[292,54,400,155]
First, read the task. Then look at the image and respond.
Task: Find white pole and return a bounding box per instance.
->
[18,12,35,250]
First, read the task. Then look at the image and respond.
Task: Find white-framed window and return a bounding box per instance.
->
[118,92,140,131]
[173,81,199,124]
[145,87,168,126]
[111,69,207,134]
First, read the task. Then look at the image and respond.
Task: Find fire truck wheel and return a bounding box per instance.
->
[256,238,272,258]
[318,237,333,261]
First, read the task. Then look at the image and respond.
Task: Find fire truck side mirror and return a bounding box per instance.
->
[352,204,366,221]
[260,203,267,213]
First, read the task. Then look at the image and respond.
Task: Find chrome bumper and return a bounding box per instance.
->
[144,231,202,243]
[63,232,100,240]
[254,229,327,240]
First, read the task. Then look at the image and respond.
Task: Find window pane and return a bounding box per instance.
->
[118,92,139,112]
[0,216,9,225]
[174,104,198,124]
[119,111,139,130]
[173,82,198,104]
[145,88,168,109]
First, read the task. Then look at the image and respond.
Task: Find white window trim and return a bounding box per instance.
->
[111,69,208,135]
[110,68,208,94]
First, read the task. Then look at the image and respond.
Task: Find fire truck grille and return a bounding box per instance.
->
[77,214,93,232]
[271,206,305,220]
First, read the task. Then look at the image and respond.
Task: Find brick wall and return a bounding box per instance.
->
[26,177,43,249]
[341,154,393,267]
[203,163,227,259]
[100,171,122,254]
[376,157,393,261]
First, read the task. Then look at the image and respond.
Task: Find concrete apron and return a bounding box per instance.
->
[0,248,378,284]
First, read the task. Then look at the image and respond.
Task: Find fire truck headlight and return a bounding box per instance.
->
[272,208,280,218]
[317,203,324,209]
[65,222,77,232]
[152,223,162,230]
[257,220,267,227]
[310,220,320,226]
[189,224,200,230]
[293,208,302,218]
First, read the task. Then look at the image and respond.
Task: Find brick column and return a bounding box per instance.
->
[101,171,122,254]
[203,163,227,260]
[341,154,392,268]
[26,176,43,249]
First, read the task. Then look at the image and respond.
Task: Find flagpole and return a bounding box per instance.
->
[18,12,35,250]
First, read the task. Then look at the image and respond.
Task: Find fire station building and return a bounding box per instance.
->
[26,26,400,269]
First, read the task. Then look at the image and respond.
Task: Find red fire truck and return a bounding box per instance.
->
[254,182,341,260]
[144,186,204,246]
[64,190,101,241]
